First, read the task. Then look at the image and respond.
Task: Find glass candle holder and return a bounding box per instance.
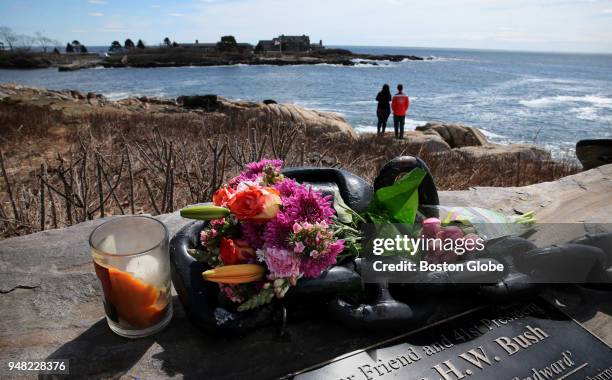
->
[89,216,173,338]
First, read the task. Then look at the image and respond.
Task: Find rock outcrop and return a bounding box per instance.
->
[576,139,612,170]
[0,84,555,157]
[440,163,612,222]
[0,84,356,139]
[416,123,489,148]
[373,122,551,161]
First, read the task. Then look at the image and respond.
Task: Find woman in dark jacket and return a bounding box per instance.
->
[376,84,392,135]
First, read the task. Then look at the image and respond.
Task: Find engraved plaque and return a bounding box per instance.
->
[289,299,612,380]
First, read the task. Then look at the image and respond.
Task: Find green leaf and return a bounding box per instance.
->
[237,287,275,312]
[366,168,426,224]
[332,188,353,224]
[187,248,220,267]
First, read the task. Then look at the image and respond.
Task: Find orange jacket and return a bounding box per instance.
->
[392,93,410,116]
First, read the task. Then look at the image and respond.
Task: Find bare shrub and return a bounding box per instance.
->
[0,105,580,239]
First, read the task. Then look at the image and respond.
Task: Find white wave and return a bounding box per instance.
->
[354,124,378,134]
[422,56,476,62]
[519,95,612,109]
[570,106,612,123]
[104,90,167,100]
[406,118,428,129]
[350,58,402,68]
[354,118,427,134]
[479,129,506,139]
[314,63,342,67]
[104,91,133,100]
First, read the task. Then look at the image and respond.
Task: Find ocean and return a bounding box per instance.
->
[1,46,611,156]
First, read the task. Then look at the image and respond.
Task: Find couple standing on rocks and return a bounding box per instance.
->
[376,84,410,139]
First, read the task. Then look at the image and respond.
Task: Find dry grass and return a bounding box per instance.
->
[0,104,580,239]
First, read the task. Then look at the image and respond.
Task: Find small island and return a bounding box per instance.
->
[0,33,426,70]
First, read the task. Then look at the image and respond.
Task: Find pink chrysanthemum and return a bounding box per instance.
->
[262,247,301,280]
[246,159,283,173]
[273,178,300,198]
[262,212,293,248]
[229,159,283,186]
[300,240,344,278]
[282,185,335,224]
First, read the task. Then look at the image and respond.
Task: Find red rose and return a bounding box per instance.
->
[227,186,281,223]
[219,237,255,265]
[212,187,235,207]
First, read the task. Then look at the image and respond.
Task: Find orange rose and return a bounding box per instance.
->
[227,186,281,223]
[212,187,235,207]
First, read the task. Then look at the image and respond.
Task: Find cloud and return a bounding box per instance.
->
[88,0,108,4]
[602,8,612,13]
[88,12,104,16]
[168,12,185,17]
[151,4,161,8]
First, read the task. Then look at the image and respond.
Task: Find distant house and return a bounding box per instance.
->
[255,35,324,54]
[255,40,277,53]
[179,36,252,53]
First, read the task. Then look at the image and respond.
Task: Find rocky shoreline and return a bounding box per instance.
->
[101,52,426,69]
[0,49,426,70]
[0,84,552,162]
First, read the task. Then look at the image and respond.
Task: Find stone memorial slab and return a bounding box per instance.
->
[289,299,612,380]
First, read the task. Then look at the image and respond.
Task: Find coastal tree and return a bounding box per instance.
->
[124,38,135,49]
[137,39,145,49]
[15,34,35,51]
[109,40,122,52]
[52,47,60,55]
[34,32,60,53]
[67,40,88,53]
[71,40,82,52]
[65,42,74,53]
[163,37,171,47]
[0,26,18,51]
[172,41,179,47]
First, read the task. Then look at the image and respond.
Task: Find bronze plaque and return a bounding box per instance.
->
[290,299,612,380]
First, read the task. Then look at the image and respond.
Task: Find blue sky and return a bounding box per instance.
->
[2,0,612,53]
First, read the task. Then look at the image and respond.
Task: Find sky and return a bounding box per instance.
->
[2,0,612,53]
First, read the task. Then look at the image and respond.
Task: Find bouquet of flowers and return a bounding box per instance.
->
[180,160,353,311]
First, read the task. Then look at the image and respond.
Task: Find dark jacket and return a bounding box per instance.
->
[376,90,392,113]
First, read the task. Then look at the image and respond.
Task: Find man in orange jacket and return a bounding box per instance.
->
[391,84,410,139]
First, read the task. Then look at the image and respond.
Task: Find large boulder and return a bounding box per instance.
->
[216,97,357,139]
[416,123,489,147]
[391,131,451,153]
[177,95,219,111]
[576,139,612,170]
[454,144,551,161]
